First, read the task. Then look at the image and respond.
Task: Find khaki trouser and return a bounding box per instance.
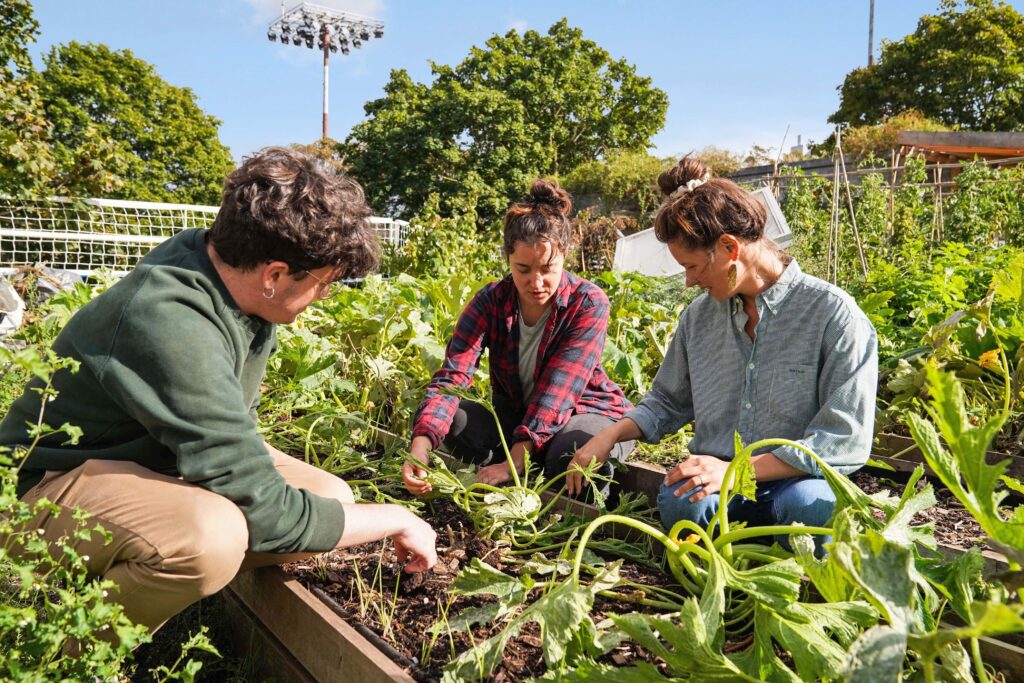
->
[19,446,352,634]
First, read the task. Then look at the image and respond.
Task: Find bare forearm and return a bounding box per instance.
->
[336,504,418,548]
[751,452,807,482]
[592,418,643,461]
[410,435,432,461]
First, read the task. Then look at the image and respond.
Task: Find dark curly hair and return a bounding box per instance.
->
[653,157,766,250]
[210,146,380,278]
[502,179,573,258]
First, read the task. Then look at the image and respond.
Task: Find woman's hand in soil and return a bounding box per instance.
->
[402,436,433,496]
[476,441,528,486]
[392,512,438,573]
[664,455,731,503]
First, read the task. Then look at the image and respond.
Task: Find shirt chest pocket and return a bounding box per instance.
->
[767,363,819,427]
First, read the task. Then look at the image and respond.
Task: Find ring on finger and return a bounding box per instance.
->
[696,475,704,487]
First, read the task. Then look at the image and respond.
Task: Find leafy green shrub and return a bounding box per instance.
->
[562,149,668,216]
[0,347,147,680]
[379,193,503,281]
[0,344,217,682]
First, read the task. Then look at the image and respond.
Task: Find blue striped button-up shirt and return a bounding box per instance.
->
[626,259,877,476]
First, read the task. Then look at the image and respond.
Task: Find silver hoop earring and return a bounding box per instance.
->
[262,287,275,299]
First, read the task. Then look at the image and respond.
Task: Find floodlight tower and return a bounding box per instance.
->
[267,2,385,139]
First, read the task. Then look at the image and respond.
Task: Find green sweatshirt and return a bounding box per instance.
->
[0,229,345,553]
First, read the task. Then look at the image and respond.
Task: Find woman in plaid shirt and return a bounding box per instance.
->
[402,180,634,496]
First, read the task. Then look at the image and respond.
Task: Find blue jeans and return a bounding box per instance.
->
[657,473,835,554]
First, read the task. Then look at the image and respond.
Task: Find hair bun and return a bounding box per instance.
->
[527,179,572,217]
[658,156,712,197]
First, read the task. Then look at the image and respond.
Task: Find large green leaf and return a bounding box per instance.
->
[832,531,918,633]
[722,558,803,613]
[911,363,1024,550]
[880,466,938,550]
[442,562,621,681]
[611,600,759,682]
[744,600,879,682]
[529,659,682,682]
[451,558,528,603]
[840,625,907,683]
[792,533,854,604]
[916,547,985,623]
[909,601,1024,662]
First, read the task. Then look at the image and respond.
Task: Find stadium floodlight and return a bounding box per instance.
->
[267,2,385,139]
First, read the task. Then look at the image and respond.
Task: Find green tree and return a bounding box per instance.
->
[842,110,953,158]
[37,42,234,204]
[563,150,669,216]
[0,1,122,198]
[342,19,668,221]
[830,0,1024,131]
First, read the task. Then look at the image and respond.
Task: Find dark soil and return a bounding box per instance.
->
[850,470,995,552]
[284,499,685,682]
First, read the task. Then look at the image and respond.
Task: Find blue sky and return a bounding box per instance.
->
[30,1,1021,162]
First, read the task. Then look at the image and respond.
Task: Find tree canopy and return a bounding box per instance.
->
[341,19,668,221]
[37,42,234,204]
[830,0,1024,131]
[0,0,121,198]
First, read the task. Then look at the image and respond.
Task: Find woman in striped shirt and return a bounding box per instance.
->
[568,158,878,550]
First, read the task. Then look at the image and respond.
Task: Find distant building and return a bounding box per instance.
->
[729,131,1024,193]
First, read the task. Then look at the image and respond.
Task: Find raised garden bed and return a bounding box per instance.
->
[219,449,1024,682]
[873,432,1024,484]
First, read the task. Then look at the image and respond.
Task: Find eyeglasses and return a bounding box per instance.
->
[304,270,345,299]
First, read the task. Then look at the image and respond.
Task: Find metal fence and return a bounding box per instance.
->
[0,196,408,276]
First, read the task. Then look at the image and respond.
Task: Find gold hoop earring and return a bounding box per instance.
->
[727,263,737,290]
[262,287,275,300]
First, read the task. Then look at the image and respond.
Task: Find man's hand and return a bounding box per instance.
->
[401,436,433,496]
[663,454,731,503]
[336,504,438,573]
[391,512,438,573]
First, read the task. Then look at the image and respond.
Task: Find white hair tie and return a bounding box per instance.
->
[669,172,711,200]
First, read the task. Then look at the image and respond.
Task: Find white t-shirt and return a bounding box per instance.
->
[518,307,551,401]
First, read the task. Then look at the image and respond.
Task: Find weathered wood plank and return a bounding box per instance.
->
[227,567,416,683]
[978,635,1024,683]
[218,588,316,683]
[874,432,1024,482]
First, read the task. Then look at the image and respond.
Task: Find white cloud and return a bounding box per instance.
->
[507,19,528,33]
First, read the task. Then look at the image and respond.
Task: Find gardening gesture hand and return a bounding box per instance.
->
[477,441,528,486]
[664,454,731,503]
[566,435,612,497]
[402,436,433,496]
[392,513,438,573]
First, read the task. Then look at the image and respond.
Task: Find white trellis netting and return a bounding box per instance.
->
[0,196,408,276]
[612,187,794,278]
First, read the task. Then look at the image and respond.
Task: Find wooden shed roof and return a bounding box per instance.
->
[897,131,1024,162]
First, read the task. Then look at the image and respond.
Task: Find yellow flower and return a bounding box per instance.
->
[682,534,700,545]
[978,349,1000,370]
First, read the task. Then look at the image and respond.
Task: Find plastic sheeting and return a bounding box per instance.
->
[613,187,793,277]
[0,280,24,337]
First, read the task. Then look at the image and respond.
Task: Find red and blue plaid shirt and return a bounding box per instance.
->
[412,271,632,454]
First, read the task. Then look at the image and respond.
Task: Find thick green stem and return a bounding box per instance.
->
[922,658,936,683]
[970,636,989,683]
[595,588,680,610]
[571,515,676,584]
[714,525,832,550]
